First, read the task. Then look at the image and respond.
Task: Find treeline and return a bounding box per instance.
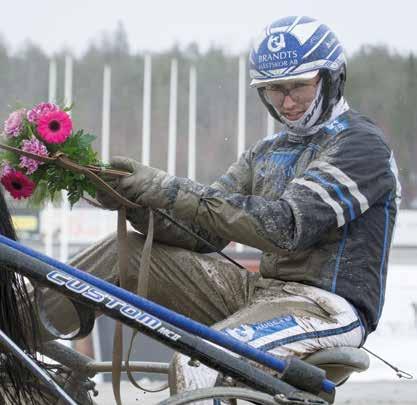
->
[1,24,416,206]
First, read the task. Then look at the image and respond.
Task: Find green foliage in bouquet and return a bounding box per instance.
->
[30,130,101,206]
[0,102,105,207]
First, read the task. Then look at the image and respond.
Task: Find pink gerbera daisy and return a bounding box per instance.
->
[37,110,73,144]
[1,170,36,199]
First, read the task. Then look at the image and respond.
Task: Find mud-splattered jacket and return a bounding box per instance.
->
[127,109,400,336]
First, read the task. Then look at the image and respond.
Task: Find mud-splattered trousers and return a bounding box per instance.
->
[42,231,363,398]
[41,109,399,396]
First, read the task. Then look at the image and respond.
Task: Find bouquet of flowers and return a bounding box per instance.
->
[0,102,104,206]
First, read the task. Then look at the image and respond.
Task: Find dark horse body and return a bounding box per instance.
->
[0,187,49,404]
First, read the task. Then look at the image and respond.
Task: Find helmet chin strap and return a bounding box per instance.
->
[275,79,324,138]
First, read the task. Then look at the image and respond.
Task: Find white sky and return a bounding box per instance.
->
[1,0,416,56]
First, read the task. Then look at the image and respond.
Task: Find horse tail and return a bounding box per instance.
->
[0,187,50,404]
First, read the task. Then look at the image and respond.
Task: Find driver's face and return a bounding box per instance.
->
[264,75,320,121]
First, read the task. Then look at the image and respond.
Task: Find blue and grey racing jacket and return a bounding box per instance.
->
[127,109,401,337]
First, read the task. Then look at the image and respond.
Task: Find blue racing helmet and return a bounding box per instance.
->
[249,16,347,124]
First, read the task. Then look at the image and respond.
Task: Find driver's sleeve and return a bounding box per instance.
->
[126,149,253,252]
[171,130,398,252]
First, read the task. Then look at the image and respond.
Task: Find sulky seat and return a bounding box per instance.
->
[304,347,370,386]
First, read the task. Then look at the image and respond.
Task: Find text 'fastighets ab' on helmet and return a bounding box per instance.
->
[249,16,347,125]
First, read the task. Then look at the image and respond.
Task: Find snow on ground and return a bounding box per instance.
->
[93,380,417,404]
[350,264,417,382]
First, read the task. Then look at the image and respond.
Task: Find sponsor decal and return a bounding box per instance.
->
[324,118,349,136]
[46,270,181,341]
[258,33,299,70]
[267,34,286,52]
[224,324,255,343]
[223,315,297,343]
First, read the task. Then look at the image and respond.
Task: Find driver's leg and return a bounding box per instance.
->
[36,230,259,339]
[170,279,364,400]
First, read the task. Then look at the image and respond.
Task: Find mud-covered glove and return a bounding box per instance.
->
[107,156,179,210]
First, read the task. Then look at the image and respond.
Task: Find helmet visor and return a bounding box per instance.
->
[250,70,320,88]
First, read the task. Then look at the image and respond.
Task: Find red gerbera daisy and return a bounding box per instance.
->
[1,170,36,199]
[37,110,73,144]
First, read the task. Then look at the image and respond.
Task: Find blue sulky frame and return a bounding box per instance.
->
[0,234,335,404]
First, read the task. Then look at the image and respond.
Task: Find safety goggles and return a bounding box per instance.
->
[263,81,319,108]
